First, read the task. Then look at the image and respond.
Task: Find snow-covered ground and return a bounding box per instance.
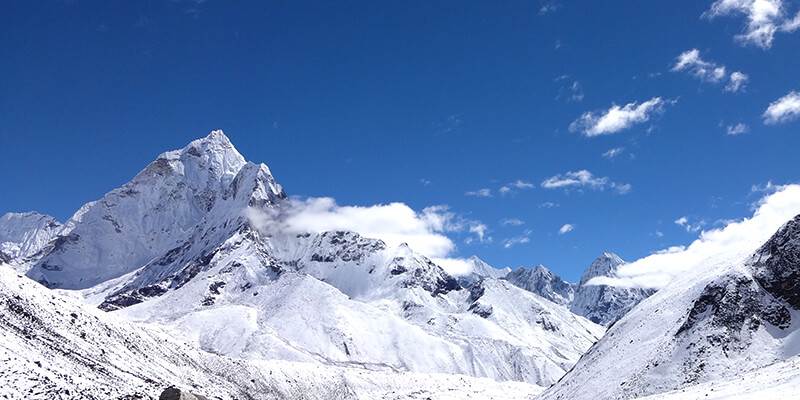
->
[1,263,545,399]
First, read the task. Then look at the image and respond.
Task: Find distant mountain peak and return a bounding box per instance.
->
[579,252,625,284]
[504,264,574,306]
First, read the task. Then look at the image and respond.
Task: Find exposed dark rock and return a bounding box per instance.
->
[750,214,800,309]
[159,386,208,400]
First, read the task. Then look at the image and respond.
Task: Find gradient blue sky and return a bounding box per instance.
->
[2,1,799,282]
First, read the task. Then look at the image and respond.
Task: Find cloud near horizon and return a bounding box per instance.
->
[245,197,487,276]
[590,184,800,289]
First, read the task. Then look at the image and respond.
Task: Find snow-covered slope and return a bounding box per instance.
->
[639,355,800,400]
[26,130,285,290]
[105,224,603,386]
[0,212,62,268]
[456,256,512,286]
[570,252,654,326]
[504,265,574,306]
[0,264,545,399]
[8,131,603,388]
[539,215,800,400]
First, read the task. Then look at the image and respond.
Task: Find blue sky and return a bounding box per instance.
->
[2,1,800,282]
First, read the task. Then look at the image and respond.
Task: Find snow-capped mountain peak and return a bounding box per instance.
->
[0,211,62,265]
[570,252,654,326]
[504,264,574,306]
[578,252,625,284]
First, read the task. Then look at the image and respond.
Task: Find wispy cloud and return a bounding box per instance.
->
[501,218,525,226]
[503,229,533,248]
[558,224,574,234]
[465,188,492,197]
[539,201,559,208]
[671,49,749,92]
[763,91,800,124]
[541,170,631,194]
[591,184,800,288]
[434,113,463,134]
[539,2,561,15]
[569,97,674,136]
[674,216,705,232]
[602,147,625,159]
[726,123,749,135]
[498,179,534,196]
[419,178,432,186]
[704,0,800,49]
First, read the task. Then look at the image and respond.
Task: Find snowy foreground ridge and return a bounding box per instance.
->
[1,130,799,399]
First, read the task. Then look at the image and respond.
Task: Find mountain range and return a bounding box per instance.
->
[2,130,799,399]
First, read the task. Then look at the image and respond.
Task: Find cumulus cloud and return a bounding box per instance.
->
[603,147,625,159]
[558,224,574,234]
[672,49,727,82]
[726,71,750,92]
[591,184,800,289]
[569,97,673,136]
[763,91,800,124]
[466,188,492,197]
[541,170,631,194]
[704,0,800,49]
[245,197,487,276]
[727,123,750,135]
[671,49,748,92]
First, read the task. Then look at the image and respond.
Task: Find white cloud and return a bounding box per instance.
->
[675,216,705,232]
[246,198,487,276]
[763,91,800,124]
[751,180,782,194]
[499,186,512,195]
[671,49,727,82]
[592,184,800,289]
[469,224,489,243]
[539,2,561,15]
[704,0,800,49]
[503,236,530,248]
[541,170,631,194]
[511,179,534,189]
[542,170,607,189]
[726,123,749,135]
[612,183,632,195]
[558,224,574,234]
[671,49,748,92]
[655,231,664,237]
[602,147,625,159]
[466,188,492,197]
[726,71,750,92]
[501,218,525,226]
[569,97,673,136]
[503,229,533,248]
[419,178,432,186]
[539,201,559,208]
